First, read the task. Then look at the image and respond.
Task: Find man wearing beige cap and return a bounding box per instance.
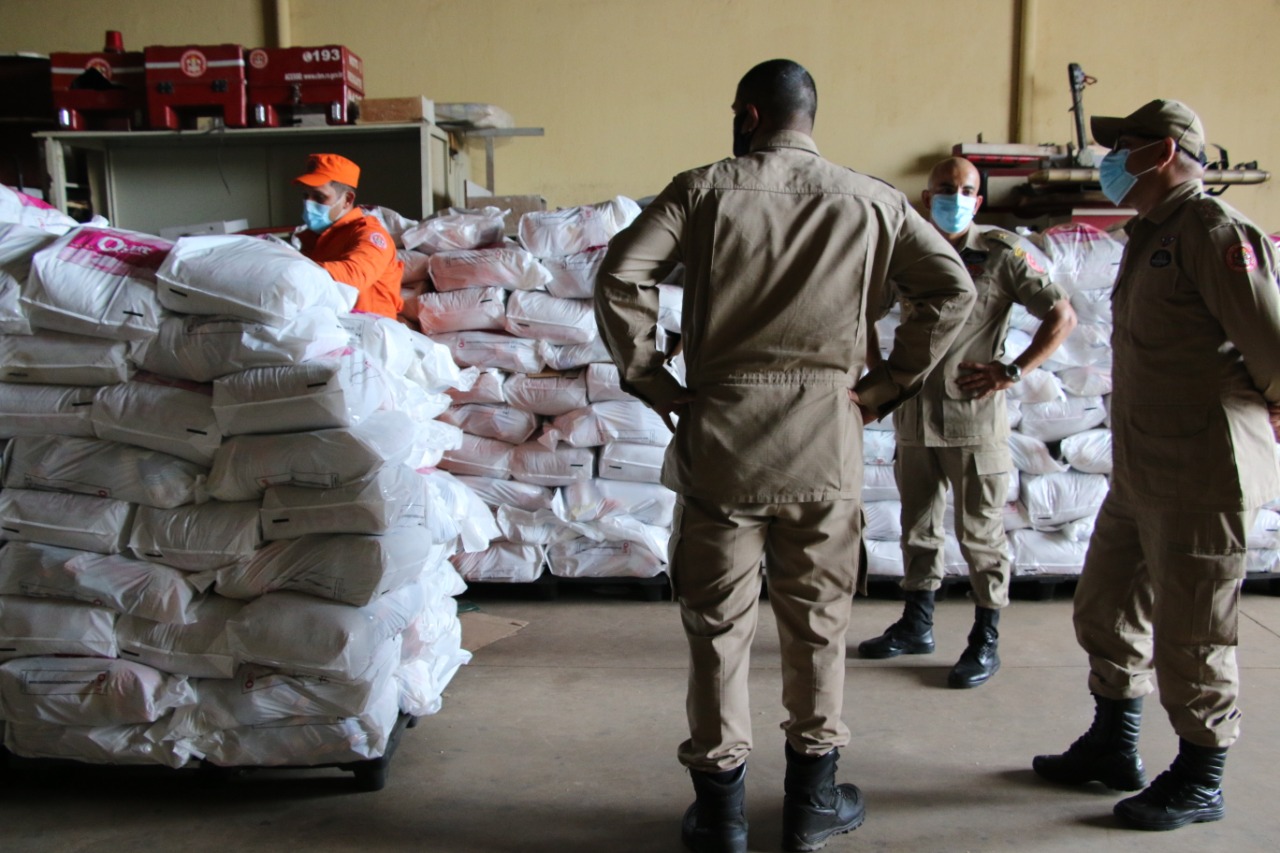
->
[1033,99,1280,831]
[295,153,403,319]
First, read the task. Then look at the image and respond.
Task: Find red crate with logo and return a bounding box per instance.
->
[245,45,363,127]
[50,49,147,130]
[144,44,247,130]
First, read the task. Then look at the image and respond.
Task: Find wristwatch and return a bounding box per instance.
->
[1002,362,1023,382]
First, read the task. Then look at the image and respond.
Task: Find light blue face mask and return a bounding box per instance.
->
[1098,140,1162,205]
[303,198,335,232]
[930,192,978,234]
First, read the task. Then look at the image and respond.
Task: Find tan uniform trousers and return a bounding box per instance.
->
[669,494,862,772]
[1073,494,1253,748]
[896,444,1011,609]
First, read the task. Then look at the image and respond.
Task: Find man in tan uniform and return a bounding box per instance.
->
[1033,100,1280,831]
[595,60,974,853]
[858,157,1077,688]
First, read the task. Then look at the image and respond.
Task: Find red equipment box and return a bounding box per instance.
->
[144,44,247,130]
[245,45,364,127]
[50,49,147,130]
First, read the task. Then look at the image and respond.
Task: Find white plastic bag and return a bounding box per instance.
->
[0,657,194,726]
[156,234,356,324]
[129,501,262,572]
[0,223,58,334]
[438,433,515,479]
[0,488,134,553]
[504,291,597,344]
[259,465,428,540]
[214,527,448,607]
[3,720,194,768]
[863,500,902,541]
[546,536,664,579]
[518,196,641,259]
[137,308,351,383]
[503,372,590,415]
[0,594,118,660]
[450,540,544,583]
[541,401,670,449]
[211,348,388,436]
[23,227,171,341]
[454,474,554,512]
[47,551,197,624]
[1011,529,1088,576]
[428,246,551,292]
[401,206,506,253]
[418,468,501,552]
[0,329,133,386]
[434,330,545,374]
[585,362,631,403]
[417,286,507,334]
[1042,323,1113,371]
[92,380,222,466]
[116,594,244,678]
[657,284,683,333]
[1020,471,1110,531]
[598,441,665,484]
[437,403,539,444]
[1038,223,1125,293]
[397,646,470,717]
[559,479,676,527]
[448,368,506,405]
[865,538,904,576]
[863,429,896,466]
[0,185,79,232]
[363,205,419,247]
[542,246,606,299]
[5,434,207,509]
[1006,369,1066,404]
[863,463,899,502]
[1007,431,1069,475]
[0,383,96,439]
[1060,429,1113,475]
[207,409,415,501]
[1017,396,1107,443]
[511,442,595,486]
[226,583,430,681]
[538,337,612,370]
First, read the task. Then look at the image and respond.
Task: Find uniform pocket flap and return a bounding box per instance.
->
[973,448,1010,476]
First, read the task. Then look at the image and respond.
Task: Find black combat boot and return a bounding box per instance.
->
[1113,739,1227,830]
[681,763,748,853]
[782,743,865,852]
[1032,693,1147,790]
[947,605,1000,688]
[857,589,935,658]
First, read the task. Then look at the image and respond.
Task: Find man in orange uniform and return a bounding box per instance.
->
[294,153,404,318]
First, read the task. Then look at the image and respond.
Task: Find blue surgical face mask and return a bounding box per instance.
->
[303,198,335,232]
[930,192,978,234]
[1098,140,1162,205]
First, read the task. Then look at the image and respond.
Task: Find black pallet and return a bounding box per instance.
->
[465,570,671,602]
[0,712,417,793]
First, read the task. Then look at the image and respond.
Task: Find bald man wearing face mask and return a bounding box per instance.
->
[858,157,1077,689]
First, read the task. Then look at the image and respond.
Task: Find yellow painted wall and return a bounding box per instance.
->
[3,0,1277,227]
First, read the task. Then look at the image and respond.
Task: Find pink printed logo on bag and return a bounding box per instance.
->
[57,229,172,279]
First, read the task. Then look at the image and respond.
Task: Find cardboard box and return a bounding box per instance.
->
[474,194,548,236]
[159,219,250,240]
[358,96,435,125]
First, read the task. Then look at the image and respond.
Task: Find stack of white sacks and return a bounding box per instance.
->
[400,197,682,584]
[865,222,1280,580]
[0,186,495,771]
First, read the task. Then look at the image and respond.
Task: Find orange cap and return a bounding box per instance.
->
[294,153,361,188]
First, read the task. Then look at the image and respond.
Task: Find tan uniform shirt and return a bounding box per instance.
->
[1110,179,1280,511]
[594,130,975,503]
[893,226,1066,449]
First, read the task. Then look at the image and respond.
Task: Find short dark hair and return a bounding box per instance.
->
[737,59,817,124]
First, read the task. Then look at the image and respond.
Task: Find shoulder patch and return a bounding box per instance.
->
[1225,242,1258,273]
[369,232,388,250]
[1191,196,1234,231]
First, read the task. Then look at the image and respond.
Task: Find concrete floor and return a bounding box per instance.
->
[2,586,1279,852]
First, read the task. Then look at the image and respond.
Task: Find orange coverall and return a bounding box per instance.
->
[298,208,404,318]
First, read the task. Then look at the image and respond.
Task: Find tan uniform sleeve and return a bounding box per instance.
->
[1191,218,1280,402]
[594,181,688,408]
[1000,246,1068,319]
[854,204,976,413]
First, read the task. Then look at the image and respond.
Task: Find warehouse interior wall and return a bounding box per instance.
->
[2,0,1277,228]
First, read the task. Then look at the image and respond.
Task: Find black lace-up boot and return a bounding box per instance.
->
[782,743,865,852]
[947,605,1000,688]
[1113,739,1227,830]
[857,589,935,658]
[1033,693,1147,790]
[681,763,748,853]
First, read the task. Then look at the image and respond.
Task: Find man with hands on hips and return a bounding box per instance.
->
[858,156,1077,689]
